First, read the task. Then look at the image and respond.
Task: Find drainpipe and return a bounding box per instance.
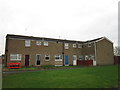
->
[94,41,97,66]
[62,41,64,66]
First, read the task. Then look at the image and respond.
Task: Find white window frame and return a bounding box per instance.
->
[90,55,95,60]
[25,40,31,47]
[73,55,77,60]
[44,41,48,46]
[88,43,91,47]
[55,55,62,61]
[64,43,69,49]
[36,41,41,46]
[88,55,91,60]
[78,44,82,48]
[85,55,89,60]
[73,44,77,48]
[10,54,22,61]
[45,54,50,61]
[79,55,83,60]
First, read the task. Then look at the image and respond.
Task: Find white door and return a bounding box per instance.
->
[73,55,77,66]
[93,61,96,66]
[91,55,96,66]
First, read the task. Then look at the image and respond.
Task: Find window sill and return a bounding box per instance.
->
[55,59,62,61]
[88,46,91,47]
[45,60,50,61]
[25,46,30,48]
[10,60,21,61]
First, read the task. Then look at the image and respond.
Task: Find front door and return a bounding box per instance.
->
[93,60,96,66]
[73,55,77,66]
[25,55,29,66]
[65,55,69,65]
[36,54,40,65]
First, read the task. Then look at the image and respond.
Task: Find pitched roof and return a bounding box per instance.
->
[86,37,103,42]
[6,34,84,43]
[6,34,113,43]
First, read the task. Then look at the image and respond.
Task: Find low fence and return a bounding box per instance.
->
[114,56,120,65]
[77,60,93,66]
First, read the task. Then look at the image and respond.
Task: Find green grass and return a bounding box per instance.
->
[2,65,119,88]
[3,67,39,71]
[3,65,81,71]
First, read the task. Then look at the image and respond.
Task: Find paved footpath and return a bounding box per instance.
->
[2,67,83,74]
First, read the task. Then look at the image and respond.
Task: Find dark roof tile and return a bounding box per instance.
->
[6,34,107,43]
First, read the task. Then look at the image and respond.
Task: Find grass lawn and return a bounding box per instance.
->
[2,65,81,71]
[2,65,119,88]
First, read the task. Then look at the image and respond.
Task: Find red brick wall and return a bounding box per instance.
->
[77,60,93,66]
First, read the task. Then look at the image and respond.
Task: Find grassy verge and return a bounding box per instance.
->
[2,65,81,71]
[2,65,119,88]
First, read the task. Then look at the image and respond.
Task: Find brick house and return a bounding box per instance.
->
[4,34,114,66]
[0,54,5,65]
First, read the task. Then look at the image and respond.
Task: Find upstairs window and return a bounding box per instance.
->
[78,44,82,48]
[55,55,62,61]
[64,43,69,49]
[45,55,50,61]
[73,44,77,48]
[88,43,91,47]
[25,40,31,47]
[36,41,41,46]
[10,54,22,61]
[44,41,48,46]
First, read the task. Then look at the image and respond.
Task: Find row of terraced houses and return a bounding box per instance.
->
[4,34,114,66]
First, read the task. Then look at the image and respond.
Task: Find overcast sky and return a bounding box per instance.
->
[0,0,119,55]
